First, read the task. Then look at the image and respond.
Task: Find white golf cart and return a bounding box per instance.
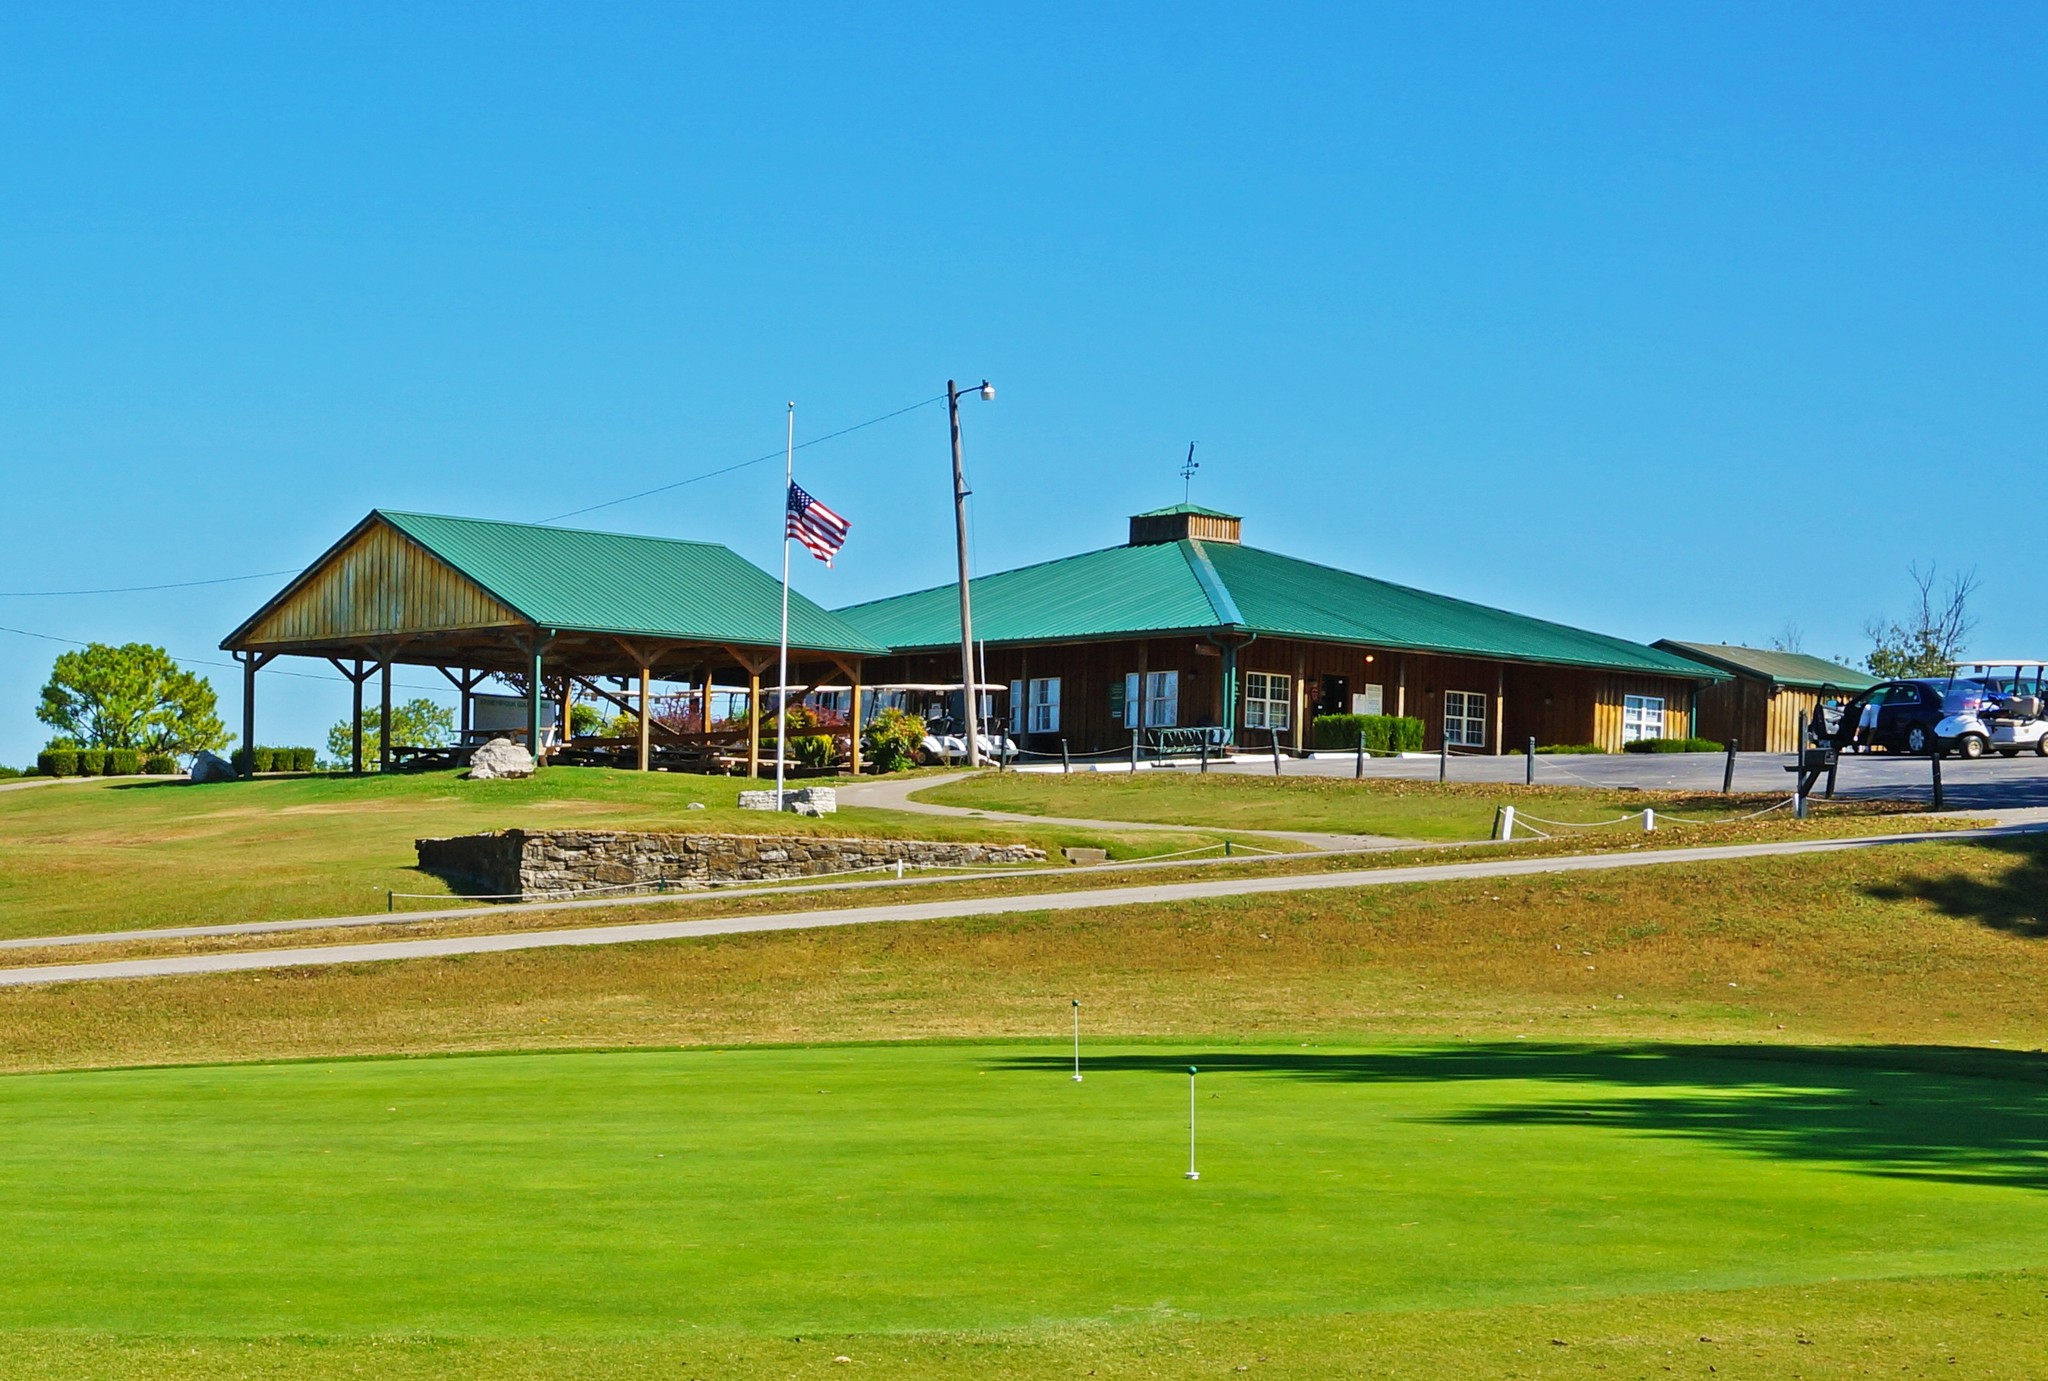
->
[863,682,1019,764]
[1953,659,2048,757]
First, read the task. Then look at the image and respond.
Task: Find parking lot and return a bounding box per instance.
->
[1196,748,2048,811]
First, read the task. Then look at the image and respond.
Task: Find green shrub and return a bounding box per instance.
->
[789,734,834,769]
[74,749,110,776]
[1622,736,1725,754]
[289,747,318,772]
[0,765,21,780]
[1536,743,1607,755]
[1311,714,1425,753]
[861,708,927,774]
[37,750,78,777]
[104,748,141,775]
[141,754,179,775]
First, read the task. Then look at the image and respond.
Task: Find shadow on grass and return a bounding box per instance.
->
[999,1043,2048,1190]
[1862,833,2048,939]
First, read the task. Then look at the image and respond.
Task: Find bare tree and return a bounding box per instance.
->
[1863,562,1979,678]
[1765,622,1806,654]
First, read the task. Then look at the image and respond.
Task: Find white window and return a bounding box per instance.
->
[1121,670,1181,729]
[1444,690,1488,747]
[1024,677,1060,733]
[1146,671,1178,728]
[1623,694,1665,743]
[1353,684,1385,716]
[1243,672,1291,731]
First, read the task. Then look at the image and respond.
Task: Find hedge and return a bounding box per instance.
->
[141,754,179,775]
[1622,736,1725,754]
[1311,714,1425,753]
[232,746,318,774]
[1536,743,1607,755]
[36,750,77,777]
[104,748,141,775]
[74,749,110,776]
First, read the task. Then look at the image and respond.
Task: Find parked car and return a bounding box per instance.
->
[1835,678,1995,759]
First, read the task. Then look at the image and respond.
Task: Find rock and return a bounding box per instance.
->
[739,786,837,813]
[467,737,535,781]
[687,801,706,810]
[188,750,236,784]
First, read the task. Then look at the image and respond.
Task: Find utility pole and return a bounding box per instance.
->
[948,378,993,768]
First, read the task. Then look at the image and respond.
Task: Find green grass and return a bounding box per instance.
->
[917,770,1899,841]
[0,771,1225,938]
[3,1040,2045,1345]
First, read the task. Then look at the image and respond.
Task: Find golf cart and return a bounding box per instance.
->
[863,682,1019,764]
[1953,660,2048,757]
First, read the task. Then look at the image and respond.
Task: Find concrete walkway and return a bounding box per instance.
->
[838,773,1407,852]
[3,823,2035,989]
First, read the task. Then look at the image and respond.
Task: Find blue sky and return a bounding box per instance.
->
[2,4,2043,763]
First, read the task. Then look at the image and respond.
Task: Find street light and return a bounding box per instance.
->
[948,378,994,767]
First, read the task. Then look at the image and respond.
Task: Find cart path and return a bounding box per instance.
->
[2,824,2036,989]
[839,773,1407,852]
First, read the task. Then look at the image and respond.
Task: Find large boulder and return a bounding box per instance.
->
[188,750,236,784]
[467,737,535,781]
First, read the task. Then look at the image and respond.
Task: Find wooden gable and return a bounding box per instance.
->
[238,517,526,649]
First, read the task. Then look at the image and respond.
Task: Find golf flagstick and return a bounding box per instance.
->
[1185,1065,1200,1180]
[1071,999,1082,1082]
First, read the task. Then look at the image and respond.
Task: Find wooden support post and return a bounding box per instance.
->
[558,677,573,751]
[1526,736,1536,786]
[1723,738,1738,795]
[849,664,863,776]
[1493,666,1505,756]
[527,644,544,770]
[378,661,393,774]
[1395,658,1406,721]
[239,653,257,779]
[637,666,652,771]
[747,670,761,780]
[351,660,366,775]
[460,669,473,741]
[699,666,712,734]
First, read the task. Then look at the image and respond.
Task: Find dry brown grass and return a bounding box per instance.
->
[3,833,2041,1073]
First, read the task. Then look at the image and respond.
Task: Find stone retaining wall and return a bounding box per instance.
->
[415,829,1048,899]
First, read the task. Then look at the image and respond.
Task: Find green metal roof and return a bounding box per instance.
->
[1652,640,1876,692]
[838,538,1724,679]
[1131,502,1240,519]
[379,511,887,653]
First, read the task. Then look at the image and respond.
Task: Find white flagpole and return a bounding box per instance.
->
[777,402,793,805]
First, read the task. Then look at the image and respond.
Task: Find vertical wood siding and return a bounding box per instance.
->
[863,636,1710,754]
[242,520,524,647]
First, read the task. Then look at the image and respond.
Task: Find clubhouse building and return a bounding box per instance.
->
[836,506,1721,757]
[224,503,1724,771]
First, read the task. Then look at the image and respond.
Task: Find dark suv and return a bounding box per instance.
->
[1840,678,1994,758]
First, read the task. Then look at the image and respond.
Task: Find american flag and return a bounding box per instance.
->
[786,482,850,565]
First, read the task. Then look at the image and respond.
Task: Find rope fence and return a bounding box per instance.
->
[1493,795,1798,841]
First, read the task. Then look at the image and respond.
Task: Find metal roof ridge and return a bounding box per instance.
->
[1219,541,1714,672]
[374,508,729,550]
[833,541,1136,613]
[1179,539,1244,629]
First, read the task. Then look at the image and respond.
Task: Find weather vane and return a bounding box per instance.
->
[1180,442,1199,503]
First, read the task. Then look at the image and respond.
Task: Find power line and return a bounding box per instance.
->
[0,623,452,694]
[0,570,300,598]
[539,393,946,523]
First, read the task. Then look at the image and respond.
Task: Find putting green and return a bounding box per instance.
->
[1,1041,2043,1338]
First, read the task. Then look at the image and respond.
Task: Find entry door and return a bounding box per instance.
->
[1318,675,1349,716]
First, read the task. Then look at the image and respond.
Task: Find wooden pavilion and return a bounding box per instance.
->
[221,510,886,778]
